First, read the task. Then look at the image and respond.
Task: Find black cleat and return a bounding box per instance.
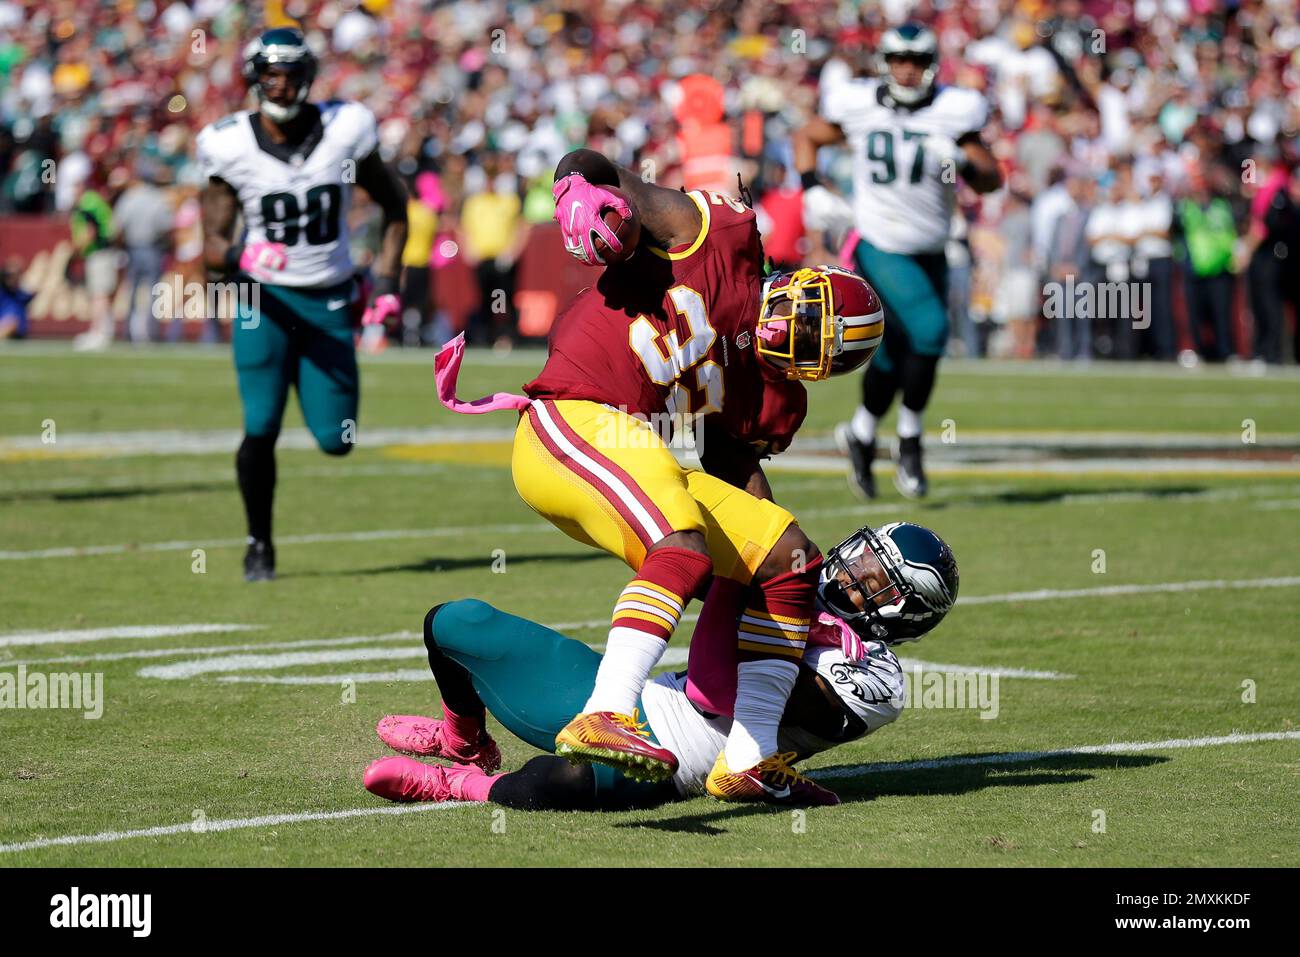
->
[893,435,928,499]
[834,423,877,500]
[243,538,276,582]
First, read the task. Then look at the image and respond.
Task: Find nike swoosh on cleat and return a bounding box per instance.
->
[757,781,792,799]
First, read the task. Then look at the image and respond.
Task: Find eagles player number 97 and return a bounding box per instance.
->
[793,22,1001,503]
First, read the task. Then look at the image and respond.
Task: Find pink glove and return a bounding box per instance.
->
[808,611,866,661]
[239,241,288,280]
[552,173,633,266]
[361,293,400,326]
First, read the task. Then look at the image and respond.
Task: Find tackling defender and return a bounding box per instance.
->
[362,522,959,810]
[198,28,407,581]
[795,22,1001,499]
[438,153,884,801]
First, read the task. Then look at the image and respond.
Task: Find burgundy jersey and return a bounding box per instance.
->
[524,189,807,455]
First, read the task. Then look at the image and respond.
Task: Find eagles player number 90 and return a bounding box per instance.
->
[260,185,342,247]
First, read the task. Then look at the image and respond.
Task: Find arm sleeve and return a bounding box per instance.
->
[194,127,223,182]
[951,90,990,141]
[350,105,381,162]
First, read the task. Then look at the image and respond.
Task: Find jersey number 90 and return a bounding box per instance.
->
[260,184,342,246]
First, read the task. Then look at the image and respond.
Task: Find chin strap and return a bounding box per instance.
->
[258,97,301,123]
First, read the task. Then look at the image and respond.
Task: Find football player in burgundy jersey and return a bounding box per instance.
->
[438,150,883,803]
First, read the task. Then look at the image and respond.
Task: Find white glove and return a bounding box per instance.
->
[802,184,854,237]
[923,135,967,181]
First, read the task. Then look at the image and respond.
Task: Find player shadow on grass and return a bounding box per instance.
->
[618,753,1166,835]
[812,752,1166,803]
[0,481,230,504]
[292,550,619,577]
[909,483,1206,510]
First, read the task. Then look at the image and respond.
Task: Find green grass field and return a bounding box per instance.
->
[1,344,1298,866]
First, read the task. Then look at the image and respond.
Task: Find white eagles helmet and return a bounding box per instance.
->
[817,522,959,644]
[242,28,318,124]
[876,22,940,107]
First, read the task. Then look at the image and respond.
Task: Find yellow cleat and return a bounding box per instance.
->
[554,709,678,783]
[705,751,840,806]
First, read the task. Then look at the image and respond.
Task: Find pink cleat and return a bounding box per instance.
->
[363,757,489,803]
[375,714,502,772]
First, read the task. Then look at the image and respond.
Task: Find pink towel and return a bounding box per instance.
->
[838,228,860,268]
[434,333,532,414]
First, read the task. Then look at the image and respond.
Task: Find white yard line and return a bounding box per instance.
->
[0,803,471,856]
[217,670,436,685]
[0,425,515,457]
[220,650,697,686]
[958,576,1300,605]
[767,454,1300,477]
[0,624,261,649]
[137,646,694,682]
[0,521,550,560]
[0,461,453,494]
[138,647,427,680]
[208,650,1063,686]
[810,730,1300,780]
[791,431,1300,452]
[3,729,1294,855]
[896,658,1073,680]
[0,339,544,366]
[2,633,418,669]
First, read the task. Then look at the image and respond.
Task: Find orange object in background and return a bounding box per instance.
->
[675,75,736,195]
[515,290,558,338]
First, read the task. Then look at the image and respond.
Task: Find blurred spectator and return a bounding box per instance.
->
[1241,153,1297,365]
[0,254,31,338]
[69,174,118,352]
[1086,165,1139,357]
[1046,170,1097,361]
[460,151,525,351]
[400,170,444,347]
[113,161,175,342]
[1132,170,1176,361]
[995,185,1039,358]
[946,211,978,357]
[1175,172,1238,364]
[1031,167,1074,278]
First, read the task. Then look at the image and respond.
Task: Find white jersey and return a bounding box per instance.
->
[641,644,906,796]
[822,79,989,255]
[196,100,379,288]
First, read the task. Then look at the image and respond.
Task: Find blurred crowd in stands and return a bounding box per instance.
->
[0,0,1297,365]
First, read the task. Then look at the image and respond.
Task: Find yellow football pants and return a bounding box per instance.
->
[512,399,793,584]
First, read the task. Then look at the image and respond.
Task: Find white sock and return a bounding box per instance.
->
[896,405,923,440]
[582,627,666,715]
[724,658,799,771]
[850,405,878,444]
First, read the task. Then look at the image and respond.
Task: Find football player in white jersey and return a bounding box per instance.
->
[198,28,407,580]
[795,23,1001,499]
[360,521,959,810]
